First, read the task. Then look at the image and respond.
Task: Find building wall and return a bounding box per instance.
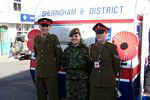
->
[0,0,35,56]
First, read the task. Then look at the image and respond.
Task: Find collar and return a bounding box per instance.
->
[69,42,85,47]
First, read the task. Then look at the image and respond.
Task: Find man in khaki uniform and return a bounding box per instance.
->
[34,18,62,100]
[89,23,120,100]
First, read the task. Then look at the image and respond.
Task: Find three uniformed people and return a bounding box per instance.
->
[61,28,89,100]
[34,18,62,100]
[33,19,120,100]
[89,23,121,100]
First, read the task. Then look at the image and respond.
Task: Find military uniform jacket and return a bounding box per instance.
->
[61,43,89,79]
[89,42,120,87]
[34,34,62,77]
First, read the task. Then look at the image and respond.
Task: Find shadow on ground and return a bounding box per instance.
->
[0,70,36,100]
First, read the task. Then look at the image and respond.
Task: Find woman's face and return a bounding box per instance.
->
[96,31,107,42]
[71,34,81,45]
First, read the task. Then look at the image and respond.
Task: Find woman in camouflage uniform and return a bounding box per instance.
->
[61,28,89,100]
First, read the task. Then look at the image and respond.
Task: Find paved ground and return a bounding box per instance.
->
[0,56,36,100]
[0,56,29,78]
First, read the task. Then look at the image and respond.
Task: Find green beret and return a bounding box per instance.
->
[69,28,81,37]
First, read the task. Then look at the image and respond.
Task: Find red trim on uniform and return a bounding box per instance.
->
[95,27,107,31]
[53,19,134,24]
[38,21,52,25]
[35,20,52,25]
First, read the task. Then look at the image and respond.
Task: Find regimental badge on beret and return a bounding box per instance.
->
[75,29,79,33]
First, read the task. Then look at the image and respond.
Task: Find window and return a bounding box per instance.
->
[14,0,21,2]
[13,0,21,11]
[13,3,17,11]
[18,3,21,11]
[16,24,31,36]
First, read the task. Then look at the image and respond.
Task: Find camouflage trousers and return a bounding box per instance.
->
[66,79,89,100]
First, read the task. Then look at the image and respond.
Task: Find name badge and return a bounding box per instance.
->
[94,61,100,68]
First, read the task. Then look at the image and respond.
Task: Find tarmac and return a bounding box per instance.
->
[0,55,67,100]
[0,55,36,100]
[0,55,30,78]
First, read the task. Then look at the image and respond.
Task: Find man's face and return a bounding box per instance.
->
[96,31,107,42]
[40,24,49,35]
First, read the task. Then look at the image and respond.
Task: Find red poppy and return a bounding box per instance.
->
[112,31,139,61]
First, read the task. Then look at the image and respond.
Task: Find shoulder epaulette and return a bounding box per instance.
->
[89,43,97,48]
[48,34,58,41]
[49,34,57,38]
[105,42,117,49]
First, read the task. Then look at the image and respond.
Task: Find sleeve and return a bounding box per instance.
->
[88,45,94,74]
[60,48,68,70]
[33,37,37,57]
[53,35,63,68]
[112,45,121,76]
[83,47,91,74]
[88,45,93,60]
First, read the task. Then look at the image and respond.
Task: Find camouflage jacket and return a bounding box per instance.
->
[61,42,89,79]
